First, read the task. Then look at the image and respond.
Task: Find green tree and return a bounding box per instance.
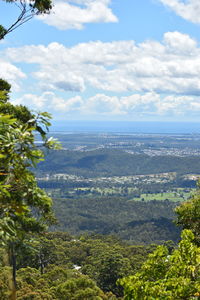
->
[53,275,107,300]
[175,188,200,245]
[119,229,200,300]
[0,78,60,299]
[16,265,111,300]
[74,236,133,297]
[0,2,53,298]
[0,0,52,40]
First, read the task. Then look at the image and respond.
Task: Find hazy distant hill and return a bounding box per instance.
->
[38,149,200,177]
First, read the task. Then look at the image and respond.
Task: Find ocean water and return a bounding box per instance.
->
[50,121,200,134]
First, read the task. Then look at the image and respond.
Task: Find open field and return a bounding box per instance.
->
[131,189,194,202]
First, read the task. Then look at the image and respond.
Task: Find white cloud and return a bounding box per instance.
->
[6,32,200,96]
[163,31,197,55]
[159,0,200,24]
[5,31,200,118]
[12,92,52,109]
[0,59,26,91]
[12,91,200,118]
[51,95,83,111]
[12,92,83,112]
[85,94,122,114]
[37,0,118,30]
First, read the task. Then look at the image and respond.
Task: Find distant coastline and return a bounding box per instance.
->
[50,121,200,134]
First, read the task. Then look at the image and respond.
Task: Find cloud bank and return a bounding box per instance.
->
[6,31,199,95]
[12,91,200,118]
[5,31,200,118]
[37,0,118,30]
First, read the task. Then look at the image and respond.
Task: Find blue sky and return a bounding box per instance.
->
[1,0,200,122]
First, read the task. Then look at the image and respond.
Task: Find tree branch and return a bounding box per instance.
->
[0,0,52,40]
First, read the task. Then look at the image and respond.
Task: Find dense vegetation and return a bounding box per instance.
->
[0,232,156,299]
[0,76,59,298]
[1,191,200,298]
[120,229,200,299]
[52,197,180,244]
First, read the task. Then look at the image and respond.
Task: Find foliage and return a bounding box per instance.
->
[0,79,11,102]
[0,266,13,299]
[0,100,59,246]
[0,232,151,298]
[12,265,109,299]
[119,229,200,300]
[175,187,200,245]
[0,76,61,299]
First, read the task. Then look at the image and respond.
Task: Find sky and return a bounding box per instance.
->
[1,0,200,122]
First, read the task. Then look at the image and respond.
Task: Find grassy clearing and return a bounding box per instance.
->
[46,185,194,203]
[131,189,193,202]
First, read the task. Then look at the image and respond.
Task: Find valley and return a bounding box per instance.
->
[35,132,200,244]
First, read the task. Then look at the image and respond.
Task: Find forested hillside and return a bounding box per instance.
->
[38,149,200,177]
[53,197,180,244]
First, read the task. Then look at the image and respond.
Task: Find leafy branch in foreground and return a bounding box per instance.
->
[119,229,200,300]
[175,183,200,246]
[0,78,60,299]
[0,0,52,40]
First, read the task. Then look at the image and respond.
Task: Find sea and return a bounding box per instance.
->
[50,121,200,135]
